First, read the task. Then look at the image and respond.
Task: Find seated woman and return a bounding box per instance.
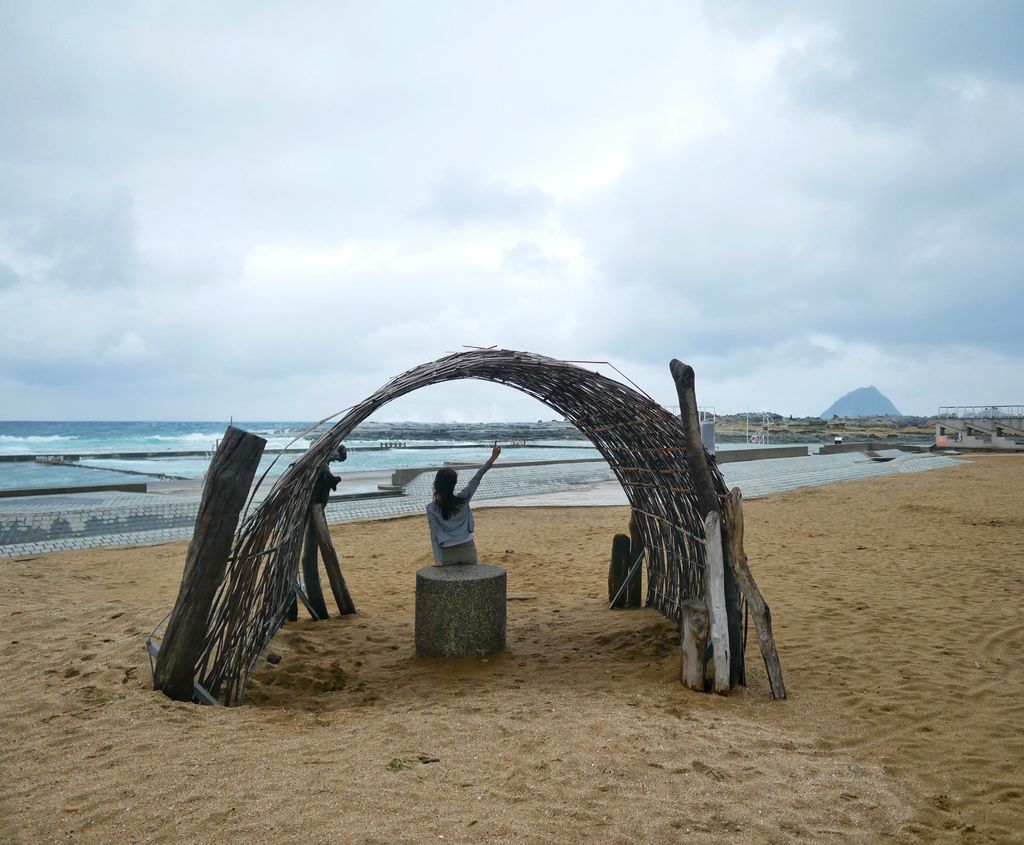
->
[427,443,501,566]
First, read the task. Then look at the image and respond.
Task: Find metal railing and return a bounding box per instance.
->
[938,405,1024,419]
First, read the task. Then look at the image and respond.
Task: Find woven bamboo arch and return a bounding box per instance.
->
[195,349,731,704]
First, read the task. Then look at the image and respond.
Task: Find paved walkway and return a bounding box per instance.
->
[485,450,964,507]
[0,451,964,558]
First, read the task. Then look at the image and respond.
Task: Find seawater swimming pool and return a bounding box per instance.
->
[0,420,823,491]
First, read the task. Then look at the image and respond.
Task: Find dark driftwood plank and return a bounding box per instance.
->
[301,516,328,620]
[670,359,744,688]
[681,598,709,691]
[154,426,266,701]
[724,488,787,700]
[608,533,631,608]
[310,506,356,615]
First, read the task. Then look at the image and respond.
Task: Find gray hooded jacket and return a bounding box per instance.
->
[425,457,496,560]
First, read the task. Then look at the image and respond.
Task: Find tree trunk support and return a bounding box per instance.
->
[153,426,266,702]
[671,359,744,688]
[703,511,731,694]
[309,506,356,615]
[608,533,631,608]
[681,598,709,691]
[723,488,787,700]
[300,514,329,620]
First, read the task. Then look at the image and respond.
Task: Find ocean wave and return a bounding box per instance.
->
[0,434,76,443]
[253,426,313,437]
[147,433,222,442]
[265,438,307,450]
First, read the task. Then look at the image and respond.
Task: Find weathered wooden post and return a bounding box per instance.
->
[670,359,744,688]
[300,511,329,619]
[703,511,731,694]
[724,488,786,699]
[154,426,266,702]
[310,506,356,615]
[607,533,631,608]
[295,463,352,619]
[681,598,709,691]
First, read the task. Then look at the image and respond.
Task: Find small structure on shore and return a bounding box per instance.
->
[150,349,784,705]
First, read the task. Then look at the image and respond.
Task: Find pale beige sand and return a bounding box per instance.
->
[1,455,1022,844]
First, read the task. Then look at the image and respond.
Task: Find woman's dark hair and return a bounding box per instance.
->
[433,468,464,520]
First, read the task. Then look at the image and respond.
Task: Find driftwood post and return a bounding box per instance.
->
[310,506,356,615]
[300,517,329,619]
[703,511,731,694]
[670,359,744,688]
[681,598,709,691]
[154,426,266,701]
[724,488,787,699]
[607,533,631,608]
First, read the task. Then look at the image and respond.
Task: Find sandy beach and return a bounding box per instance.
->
[1,454,1021,843]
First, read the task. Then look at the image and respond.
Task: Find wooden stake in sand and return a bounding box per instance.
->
[703,511,731,694]
[608,533,631,608]
[723,488,787,700]
[310,506,356,615]
[300,516,329,620]
[681,598,709,691]
[154,426,266,702]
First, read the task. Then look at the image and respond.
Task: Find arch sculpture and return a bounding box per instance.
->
[193,349,743,705]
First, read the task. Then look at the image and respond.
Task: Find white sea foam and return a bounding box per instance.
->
[0,434,75,443]
[0,434,80,455]
[148,433,222,442]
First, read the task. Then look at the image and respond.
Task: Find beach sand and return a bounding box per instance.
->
[1,455,1022,843]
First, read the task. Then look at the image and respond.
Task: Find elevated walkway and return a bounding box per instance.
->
[935,405,1024,451]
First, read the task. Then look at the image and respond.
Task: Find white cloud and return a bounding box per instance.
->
[1,1,1021,420]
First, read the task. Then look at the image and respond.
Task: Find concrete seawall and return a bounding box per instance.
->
[819,442,932,455]
[714,446,808,463]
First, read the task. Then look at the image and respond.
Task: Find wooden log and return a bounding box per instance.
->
[310,505,356,615]
[724,488,787,700]
[681,598,709,691]
[703,511,731,694]
[300,514,329,620]
[627,512,643,608]
[154,426,266,702]
[670,359,744,687]
[608,533,631,608]
[669,360,721,517]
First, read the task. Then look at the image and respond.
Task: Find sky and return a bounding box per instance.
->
[1,1,1022,421]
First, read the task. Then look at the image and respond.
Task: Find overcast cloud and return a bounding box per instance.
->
[1,1,1021,420]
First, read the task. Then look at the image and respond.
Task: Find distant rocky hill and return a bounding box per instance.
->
[821,386,901,419]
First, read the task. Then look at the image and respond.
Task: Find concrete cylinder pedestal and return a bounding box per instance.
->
[415,564,507,658]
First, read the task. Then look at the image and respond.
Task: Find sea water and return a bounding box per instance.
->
[0,420,788,491]
[0,421,601,490]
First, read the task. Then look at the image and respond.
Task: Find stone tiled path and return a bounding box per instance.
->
[485,451,965,506]
[0,451,963,558]
[0,461,616,557]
